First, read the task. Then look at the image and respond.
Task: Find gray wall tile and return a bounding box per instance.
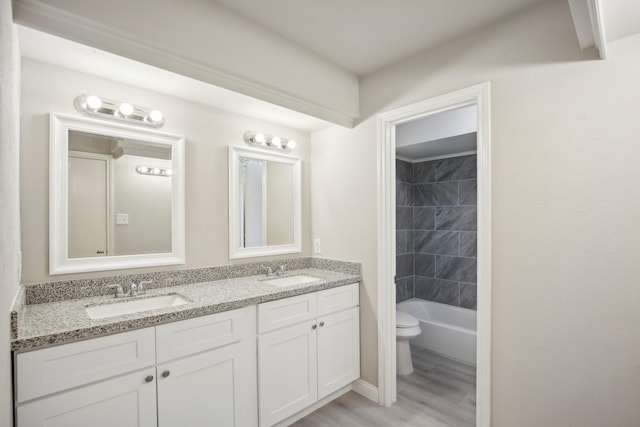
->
[397,182,413,206]
[414,253,435,277]
[436,206,477,231]
[459,180,477,205]
[460,232,477,258]
[413,207,435,230]
[415,230,459,256]
[396,160,413,183]
[396,277,414,303]
[414,182,458,206]
[396,207,413,230]
[396,254,414,279]
[435,155,476,181]
[397,156,478,309]
[413,161,435,183]
[460,283,477,309]
[396,230,414,255]
[415,277,460,306]
[436,255,477,283]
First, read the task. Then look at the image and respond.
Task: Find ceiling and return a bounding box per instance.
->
[396,106,477,161]
[15,0,640,131]
[603,0,640,42]
[212,0,548,76]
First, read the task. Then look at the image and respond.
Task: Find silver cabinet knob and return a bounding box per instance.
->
[162,370,170,378]
[145,375,154,383]
[319,321,325,327]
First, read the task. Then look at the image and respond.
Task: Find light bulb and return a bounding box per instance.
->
[153,168,161,174]
[254,133,266,144]
[118,102,134,116]
[271,136,282,147]
[148,109,163,123]
[139,166,149,173]
[287,140,296,149]
[85,95,102,110]
[165,169,173,176]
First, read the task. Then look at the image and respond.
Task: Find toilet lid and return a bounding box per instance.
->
[396,310,419,328]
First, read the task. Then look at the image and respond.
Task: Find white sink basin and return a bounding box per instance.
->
[263,274,321,287]
[86,294,192,319]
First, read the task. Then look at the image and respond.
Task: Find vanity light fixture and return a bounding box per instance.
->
[136,165,172,177]
[74,94,165,128]
[243,131,296,152]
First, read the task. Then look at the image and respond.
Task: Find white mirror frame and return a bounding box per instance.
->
[229,146,302,259]
[50,113,186,275]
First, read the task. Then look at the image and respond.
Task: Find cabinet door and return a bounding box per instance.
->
[258,321,317,426]
[16,368,157,427]
[317,307,360,399]
[157,340,257,427]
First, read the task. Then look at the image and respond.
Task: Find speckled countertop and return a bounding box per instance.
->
[11,268,360,352]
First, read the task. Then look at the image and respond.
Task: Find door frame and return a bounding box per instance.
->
[376,82,492,426]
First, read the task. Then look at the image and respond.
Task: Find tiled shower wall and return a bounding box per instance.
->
[395,155,478,310]
[396,160,415,303]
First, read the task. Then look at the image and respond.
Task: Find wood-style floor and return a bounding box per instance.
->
[291,346,476,427]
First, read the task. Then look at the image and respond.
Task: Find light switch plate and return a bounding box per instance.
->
[313,238,322,254]
[116,213,129,225]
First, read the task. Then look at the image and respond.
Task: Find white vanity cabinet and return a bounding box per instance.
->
[155,306,257,427]
[257,283,360,426]
[14,306,257,427]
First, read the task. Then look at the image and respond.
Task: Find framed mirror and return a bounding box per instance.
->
[229,146,301,259]
[50,113,185,274]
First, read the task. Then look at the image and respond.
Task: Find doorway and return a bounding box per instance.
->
[376,82,492,426]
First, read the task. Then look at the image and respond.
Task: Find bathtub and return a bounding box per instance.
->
[397,298,477,366]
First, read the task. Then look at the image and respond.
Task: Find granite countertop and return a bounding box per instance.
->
[11,268,360,352]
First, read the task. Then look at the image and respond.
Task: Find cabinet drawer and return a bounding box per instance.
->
[317,283,359,316]
[258,292,317,334]
[16,327,155,403]
[156,306,253,363]
[16,367,157,427]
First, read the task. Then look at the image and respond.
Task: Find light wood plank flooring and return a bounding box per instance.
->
[291,347,476,427]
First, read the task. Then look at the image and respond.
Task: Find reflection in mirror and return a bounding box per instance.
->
[239,157,294,248]
[229,146,301,259]
[68,131,172,258]
[50,113,185,275]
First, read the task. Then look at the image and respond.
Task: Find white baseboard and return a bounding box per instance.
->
[351,379,378,403]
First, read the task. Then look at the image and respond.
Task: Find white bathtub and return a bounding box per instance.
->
[397,298,477,366]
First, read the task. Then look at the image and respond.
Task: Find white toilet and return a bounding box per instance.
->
[396,310,421,376]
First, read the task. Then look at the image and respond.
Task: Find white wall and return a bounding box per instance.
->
[310,122,378,386]
[112,155,172,255]
[0,0,21,424]
[20,58,312,283]
[265,161,294,246]
[13,0,359,127]
[312,1,640,425]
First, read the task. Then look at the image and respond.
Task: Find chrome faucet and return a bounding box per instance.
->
[138,280,151,295]
[107,284,126,298]
[276,264,287,276]
[262,265,277,277]
[129,283,138,297]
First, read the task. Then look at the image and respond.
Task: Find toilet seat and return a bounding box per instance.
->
[396,310,419,328]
